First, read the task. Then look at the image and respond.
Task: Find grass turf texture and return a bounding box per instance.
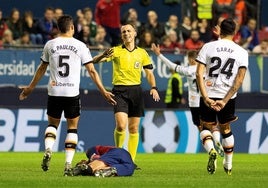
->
[0,152,267,188]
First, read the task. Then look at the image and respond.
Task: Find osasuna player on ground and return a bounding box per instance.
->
[19,15,116,176]
[72,145,135,177]
[151,44,224,156]
[196,18,248,175]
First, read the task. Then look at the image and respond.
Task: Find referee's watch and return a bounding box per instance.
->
[151,86,158,91]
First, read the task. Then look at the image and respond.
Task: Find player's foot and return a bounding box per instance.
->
[41,148,52,171]
[94,167,117,177]
[207,148,217,174]
[73,164,88,176]
[224,167,232,175]
[215,142,224,157]
[64,162,73,176]
[134,163,141,170]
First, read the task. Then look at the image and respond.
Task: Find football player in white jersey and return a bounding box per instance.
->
[196,18,248,175]
[19,15,116,176]
[151,44,224,156]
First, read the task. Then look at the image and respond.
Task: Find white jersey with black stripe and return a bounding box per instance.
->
[196,39,248,98]
[41,37,93,97]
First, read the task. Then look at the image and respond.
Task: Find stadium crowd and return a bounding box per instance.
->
[0,0,267,54]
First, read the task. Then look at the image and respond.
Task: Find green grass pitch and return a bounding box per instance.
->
[0,152,267,188]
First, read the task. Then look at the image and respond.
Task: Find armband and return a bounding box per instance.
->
[151,86,158,91]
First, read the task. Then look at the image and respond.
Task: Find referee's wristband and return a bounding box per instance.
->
[151,86,158,91]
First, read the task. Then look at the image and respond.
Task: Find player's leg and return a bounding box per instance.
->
[63,95,81,176]
[199,98,218,174]
[211,125,224,157]
[41,96,62,171]
[64,116,79,175]
[218,98,237,175]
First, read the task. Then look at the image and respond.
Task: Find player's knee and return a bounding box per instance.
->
[200,130,213,145]
[219,123,231,134]
[200,120,217,131]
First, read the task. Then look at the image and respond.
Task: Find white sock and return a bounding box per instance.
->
[65,132,78,164]
[44,126,57,150]
[222,134,234,169]
[200,130,214,153]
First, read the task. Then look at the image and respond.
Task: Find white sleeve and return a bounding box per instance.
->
[81,44,93,64]
[158,54,178,70]
[158,54,190,76]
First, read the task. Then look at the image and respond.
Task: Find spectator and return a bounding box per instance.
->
[1,29,16,48]
[167,29,182,53]
[181,16,192,42]
[235,0,247,26]
[197,19,213,43]
[95,0,131,46]
[0,9,8,40]
[36,7,58,44]
[77,24,93,46]
[15,31,31,47]
[252,39,268,55]
[143,10,165,44]
[82,7,97,38]
[184,29,204,50]
[213,0,236,24]
[74,9,86,39]
[160,35,177,53]
[6,8,23,40]
[138,30,155,49]
[54,7,63,22]
[240,18,259,51]
[92,25,111,49]
[22,11,43,45]
[165,14,182,43]
[121,8,142,38]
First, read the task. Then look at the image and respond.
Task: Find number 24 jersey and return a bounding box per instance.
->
[196,39,248,98]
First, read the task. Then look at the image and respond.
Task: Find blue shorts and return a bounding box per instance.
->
[98,148,135,176]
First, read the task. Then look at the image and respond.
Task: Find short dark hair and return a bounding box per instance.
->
[220,18,236,36]
[187,50,198,59]
[57,15,73,33]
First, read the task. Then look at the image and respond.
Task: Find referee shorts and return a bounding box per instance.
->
[112,85,144,117]
[47,95,81,119]
[199,97,237,124]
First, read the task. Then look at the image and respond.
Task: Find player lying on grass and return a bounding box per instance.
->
[71,145,135,177]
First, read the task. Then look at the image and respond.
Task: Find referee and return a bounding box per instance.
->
[100,23,160,163]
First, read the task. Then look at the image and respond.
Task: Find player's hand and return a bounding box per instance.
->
[150,89,160,102]
[103,91,117,105]
[212,100,227,112]
[151,43,161,56]
[19,86,33,100]
[102,48,113,58]
[203,97,219,111]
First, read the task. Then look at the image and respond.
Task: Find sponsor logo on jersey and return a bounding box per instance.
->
[50,80,74,87]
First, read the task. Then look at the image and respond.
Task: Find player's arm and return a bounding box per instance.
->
[151,43,188,75]
[85,62,117,105]
[215,67,247,110]
[19,61,48,100]
[91,48,113,64]
[196,61,216,108]
[144,67,160,102]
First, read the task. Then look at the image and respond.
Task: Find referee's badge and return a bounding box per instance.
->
[134,62,140,69]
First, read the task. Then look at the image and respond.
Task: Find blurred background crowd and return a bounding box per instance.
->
[0,0,267,55]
